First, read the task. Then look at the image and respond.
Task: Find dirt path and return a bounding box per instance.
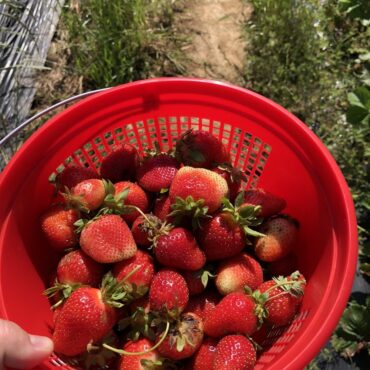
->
[176,0,251,84]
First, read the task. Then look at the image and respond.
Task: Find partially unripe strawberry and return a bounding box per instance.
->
[169,167,228,214]
[255,215,299,262]
[79,214,137,263]
[216,253,263,295]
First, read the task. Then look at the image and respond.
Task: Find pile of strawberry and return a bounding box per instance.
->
[41,129,306,370]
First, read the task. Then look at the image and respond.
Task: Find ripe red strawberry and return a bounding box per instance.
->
[156,312,204,360]
[53,286,118,356]
[40,204,79,251]
[99,143,140,182]
[136,153,180,192]
[65,178,107,212]
[118,338,161,370]
[131,214,162,247]
[55,164,100,190]
[153,195,173,222]
[112,250,155,296]
[182,269,214,296]
[79,214,137,263]
[154,227,206,271]
[197,212,245,261]
[255,272,306,327]
[191,337,218,370]
[215,253,263,295]
[169,167,228,214]
[255,215,299,262]
[243,188,286,218]
[149,269,189,316]
[185,289,220,322]
[57,249,105,287]
[113,181,149,225]
[214,335,256,370]
[175,129,230,168]
[203,292,257,338]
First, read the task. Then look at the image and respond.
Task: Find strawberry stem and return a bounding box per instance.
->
[102,321,170,355]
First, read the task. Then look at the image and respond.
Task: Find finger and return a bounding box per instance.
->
[0,319,53,369]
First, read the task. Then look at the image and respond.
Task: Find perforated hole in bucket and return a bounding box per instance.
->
[254,310,310,369]
[50,117,271,189]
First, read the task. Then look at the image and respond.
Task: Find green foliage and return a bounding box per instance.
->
[62,0,184,89]
[331,298,370,358]
[244,0,370,366]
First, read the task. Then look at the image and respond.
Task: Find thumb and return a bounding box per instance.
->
[0,319,53,369]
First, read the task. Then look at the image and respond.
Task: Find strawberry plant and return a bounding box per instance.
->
[331,298,370,358]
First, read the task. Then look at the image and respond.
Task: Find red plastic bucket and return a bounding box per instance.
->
[0,78,357,369]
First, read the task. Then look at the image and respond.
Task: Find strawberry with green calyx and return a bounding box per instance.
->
[182,268,215,296]
[44,280,82,309]
[222,192,265,240]
[254,214,299,262]
[169,167,229,215]
[155,312,204,361]
[112,250,155,298]
[243,188,287,218]
[76,214,137,263]
[149,269,189,320]
[196,194,264,262]
[168,196,211,229]
[215,253,263,295]
[109,181,150,225]
[52,278,124,356]
[131,209,206,272]
[118,298,156,342]
[62,179,113,213]
[190,337,218,370]
[213,335,256,370]
[203,292,258,338]
[40,203,79,251]
[212,163,247,202]
[99,143,140,183]
[250,271,306,327]
[175,129,230,169]
[131,214,163,248]
[44,249,105,307]
[136,142,180,193]
[54,164,100,191]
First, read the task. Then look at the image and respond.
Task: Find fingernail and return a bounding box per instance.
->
[30,335,54,351]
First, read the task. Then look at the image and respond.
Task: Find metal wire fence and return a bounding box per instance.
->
[0,0,64,168]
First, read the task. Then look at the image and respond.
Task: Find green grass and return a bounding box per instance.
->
[62,0,185,89]
[243,0,370,367]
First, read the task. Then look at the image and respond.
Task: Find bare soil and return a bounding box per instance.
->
[175,0,251,84]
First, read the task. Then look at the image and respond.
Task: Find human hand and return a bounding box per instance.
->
[0,319,53,370]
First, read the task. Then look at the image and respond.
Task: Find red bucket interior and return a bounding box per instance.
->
[0,78,357,370]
